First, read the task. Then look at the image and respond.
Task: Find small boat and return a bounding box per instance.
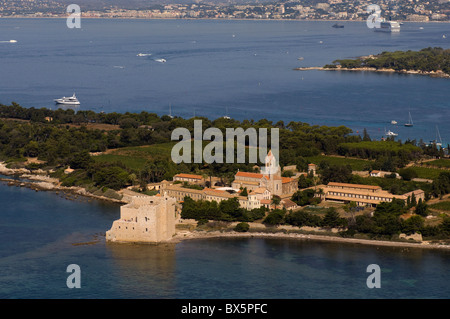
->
[404,111,413,127]
[155,58,166,63]
[137,53,151,57]
[332,23,344,28]
[385,129,398,137]
[54,93,80,105]
[297,57,304,61]
[391,120,397,125]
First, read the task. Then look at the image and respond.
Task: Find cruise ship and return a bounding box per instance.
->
[374,21,400,33]
[54,93,80,105]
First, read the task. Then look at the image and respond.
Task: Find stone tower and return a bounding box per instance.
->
[106,193,177,244]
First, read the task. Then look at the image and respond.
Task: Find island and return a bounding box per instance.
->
[295,47,450,78]
[0,103,450,248]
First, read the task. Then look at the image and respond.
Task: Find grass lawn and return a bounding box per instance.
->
[306,155,372,171]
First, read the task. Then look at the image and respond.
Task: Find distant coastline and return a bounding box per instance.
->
[294,66,450,78]
[0,16,449,24]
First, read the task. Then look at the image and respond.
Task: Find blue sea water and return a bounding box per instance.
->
[0,180,449,299]
[0,18,449,143]
[0,18,449,299]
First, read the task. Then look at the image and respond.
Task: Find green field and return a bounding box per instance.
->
[424,159,450,168]
[306,155,372,171]
[429,201,450,212]
[93,154,149,171]
[93,142,176,171]
[339,141,422,154]
[409,166,447,180]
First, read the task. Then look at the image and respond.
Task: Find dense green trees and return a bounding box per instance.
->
[398,167,418,181]
[319,162,353,184]
[431,172,450,198]
[329,47,450,75]
[291,189,321,206]
[180,196,267,222]
[343,198,448,240]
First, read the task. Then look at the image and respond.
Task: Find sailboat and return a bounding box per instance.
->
[404,111,413,127]
[168,104,174,119]
[223,107,231,120]
[435,126,443,147]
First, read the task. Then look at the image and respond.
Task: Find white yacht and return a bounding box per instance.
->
[391,120,397,125]
[155,58,166,63]
[385,129,398,137]
[375,21,400,33]
[54,93,80,105]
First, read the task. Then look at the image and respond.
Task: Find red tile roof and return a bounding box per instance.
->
[236,171,264,179]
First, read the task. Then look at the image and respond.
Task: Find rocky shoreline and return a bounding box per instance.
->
[294,66,450,78]
[171,229,450,250]
[0,162,125,204]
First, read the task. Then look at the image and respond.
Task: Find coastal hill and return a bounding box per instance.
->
[296,47,450,78]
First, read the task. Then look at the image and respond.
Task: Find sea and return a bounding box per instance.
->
[0,181,449,299]
[0,18,449,143]
[0,18,449,299]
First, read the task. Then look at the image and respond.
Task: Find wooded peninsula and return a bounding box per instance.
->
[297,47,450,78]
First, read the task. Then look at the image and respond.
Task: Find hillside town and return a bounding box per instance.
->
[1,0,449,22]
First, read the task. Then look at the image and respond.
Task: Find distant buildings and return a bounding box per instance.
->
[1,0,447,22]
[162,150,299,211]
[315,182,425,207]
[232,150,298,197]
[173,173,204,185]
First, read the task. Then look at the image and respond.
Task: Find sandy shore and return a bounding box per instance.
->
[171,229,450,250]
